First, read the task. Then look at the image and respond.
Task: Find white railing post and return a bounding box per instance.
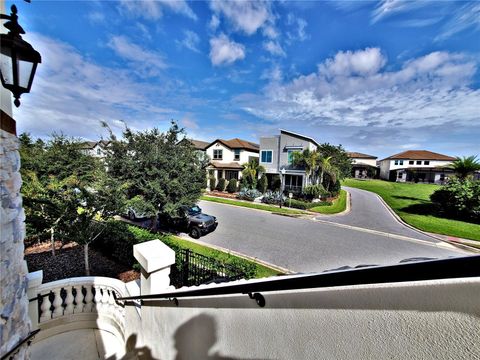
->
[133,240,175,295]
[26,270,43,330]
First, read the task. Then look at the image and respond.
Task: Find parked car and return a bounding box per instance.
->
[126,206,149,221]
[158,205,218,239]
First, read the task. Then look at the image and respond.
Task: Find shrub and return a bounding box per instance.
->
[93,220,138,266]
[237,188,261,201]
[270,175,281,191]
[261,190,286,205]
[209,176,216,191]
[329,180,341,197]
[257,174,268,193]
[287,199,318,210]
[227,178,238,193]
[216,178,226,191]
[431,178,480,222]
[302,184,327,200]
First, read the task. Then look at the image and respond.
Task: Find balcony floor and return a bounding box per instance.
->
[31,329,125,360]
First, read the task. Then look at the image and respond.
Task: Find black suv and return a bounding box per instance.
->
[158,205,218,239]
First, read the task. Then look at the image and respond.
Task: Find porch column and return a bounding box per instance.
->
[134,240,175,295]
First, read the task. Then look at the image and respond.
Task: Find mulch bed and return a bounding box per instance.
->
[25,241,140,283]
[206,191,238,199]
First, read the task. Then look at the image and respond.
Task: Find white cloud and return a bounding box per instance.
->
[236,48,479,130]
[371,0,428,24]
[209,34,245,66]
[436,2,480,41]
[107,35,167,77]
[118,0,197,21]
[210,0,272,35]
[209,14,220,31]
[263,40,285,57]
[286,14,308,42]
[87,11,105,24]
[177,30,201,53]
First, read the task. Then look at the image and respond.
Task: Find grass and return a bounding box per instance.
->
[310,190,347,214]
[127,224,282,278]
[200,195,304,215]
[342,179,480,241]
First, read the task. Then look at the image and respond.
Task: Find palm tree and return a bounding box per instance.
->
[241,159,266,189]
[449,155,480,180]
[292,149,320,185]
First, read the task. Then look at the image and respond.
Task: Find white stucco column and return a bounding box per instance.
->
[26,270,43,330]
[133,240,175,295]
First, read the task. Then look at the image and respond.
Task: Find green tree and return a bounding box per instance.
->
[241,159,265,190]
[292,149,320,185]
[104,121,206,227]
[448,155,480,180]
[316,143,352,180]
[257,174,268,193]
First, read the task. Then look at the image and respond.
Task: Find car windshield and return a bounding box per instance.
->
[188,206,201,215]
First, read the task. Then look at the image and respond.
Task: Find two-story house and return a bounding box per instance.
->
[259,129,320,192]
[205,138,259,186]
[347,152,378,179]
[80,140,110,158]
[379,150,455,183]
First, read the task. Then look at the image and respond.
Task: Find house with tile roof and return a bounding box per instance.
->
[204,138,259,188]
[379,150,456,183]
[347,152,378,179]
[79,140,110,158]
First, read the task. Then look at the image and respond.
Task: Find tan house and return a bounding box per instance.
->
[379,150,455,183]
[204,138,259,186]
[80,140,110,158]
[347,152,378,179]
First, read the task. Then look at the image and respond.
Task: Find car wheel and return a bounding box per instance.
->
[128,211,136,221]
[189,227,201,239]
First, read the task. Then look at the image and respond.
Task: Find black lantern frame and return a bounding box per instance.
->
[0,5,41,107]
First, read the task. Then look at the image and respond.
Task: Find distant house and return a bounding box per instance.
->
[347,152,378,179]
[379,150,455,184]
[204,138,259,186]
[179,138,210,152]
[80,140,109,158]
[259,129,320,193]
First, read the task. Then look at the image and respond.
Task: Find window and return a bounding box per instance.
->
[225,170,238,181]
[399,160,404,165]
[96,148,101,155]
[394,160,399,165]
[285,174,303,190]
[416,160,421,165]
[409,160,414,165]
[394,160,403,165]
[234,149,241,161]
[398,172,403,179]
[288,150,299,164]
[424,161,430,165]
[261,150,272,163]
[213,149,223,160]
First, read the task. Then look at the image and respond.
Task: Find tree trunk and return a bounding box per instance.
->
[84,243,90,276]
[50,227,55,257]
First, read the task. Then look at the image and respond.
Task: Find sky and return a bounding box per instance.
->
[7,0,480,159]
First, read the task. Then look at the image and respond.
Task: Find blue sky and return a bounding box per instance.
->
[8,0,480,159]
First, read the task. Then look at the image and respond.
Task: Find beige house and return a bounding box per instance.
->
[379,150,455,183]
[80,140,110,158]
[204,138,259,186]
[347,152,378,179]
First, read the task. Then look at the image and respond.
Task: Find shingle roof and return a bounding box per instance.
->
[206,138,259,152]
[381,150,455,161]
[208,161,244,169]
[347,152,377,159]
[189,139,210,150]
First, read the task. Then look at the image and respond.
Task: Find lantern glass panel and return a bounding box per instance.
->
[0,53,13,86]
[18,59,34,89]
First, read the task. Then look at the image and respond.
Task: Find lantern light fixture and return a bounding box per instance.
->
[0,4,41,107]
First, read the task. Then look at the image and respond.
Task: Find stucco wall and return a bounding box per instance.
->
[128,277,480,360]
[259,136,280,174]
[351,158,377,167]
[0,129,31,359]
[205,142,258,165]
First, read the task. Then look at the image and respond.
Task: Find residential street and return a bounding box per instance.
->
[315,186,436,241]
[195,200,468,273]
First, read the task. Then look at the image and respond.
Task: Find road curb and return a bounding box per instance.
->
[309,190,351,218]
[372,192,479,253]
[175,235,295,275]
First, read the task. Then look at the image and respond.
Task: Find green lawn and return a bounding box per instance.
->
[200,196,304,215]
[342,179,480,241]
[310,190,347,214]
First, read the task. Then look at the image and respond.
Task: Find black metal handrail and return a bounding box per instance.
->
[1,329,40,360]
[118,255,480,302]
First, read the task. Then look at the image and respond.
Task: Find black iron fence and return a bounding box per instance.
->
[170,248,246,288]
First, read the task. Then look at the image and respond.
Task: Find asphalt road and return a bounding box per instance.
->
[315,186,436,241]
[195,200,467,273]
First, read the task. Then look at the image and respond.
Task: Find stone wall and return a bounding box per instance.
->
[0,128,31,359]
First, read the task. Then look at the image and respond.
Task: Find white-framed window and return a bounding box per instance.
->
[424,160,430,165]
[213,149,223,160]
[261,150,272,163]
[398,172,403,179]
[409,160,414,165]
[288,150,300,164]
[394,160,403,165]
[416,160,421,165]
[234,149,241,161]
[96,148,101,155]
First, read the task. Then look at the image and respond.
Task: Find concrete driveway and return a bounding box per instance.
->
[195,200,467,274]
